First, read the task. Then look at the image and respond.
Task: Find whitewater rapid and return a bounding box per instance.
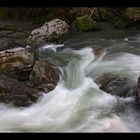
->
[0,42,140,132]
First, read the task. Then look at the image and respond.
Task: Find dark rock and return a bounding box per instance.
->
[36,83,55,93]
[6,32,26,39]
[0,22,17,30]
[0,30,13,38]
[0,37,26,51]
[29,59,60,93]
[93,48,106,58]
[0,74,41,107]
[95,73,137,98]
[137,76,140,102]
[14,65,33,81]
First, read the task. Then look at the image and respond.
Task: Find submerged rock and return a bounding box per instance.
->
[27,19,70,47]
[95,73,137,98]
[0,75,41,107]
[29,59,60,93]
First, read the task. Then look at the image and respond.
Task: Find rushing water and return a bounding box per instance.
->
[1,25,140,132]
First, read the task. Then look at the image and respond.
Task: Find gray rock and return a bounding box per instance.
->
[27,19,70,47]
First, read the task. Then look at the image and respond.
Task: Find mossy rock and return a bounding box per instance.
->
[74,15,99,31]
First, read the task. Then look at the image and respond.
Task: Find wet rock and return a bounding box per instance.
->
[36,83,55,93]
[95,73,137,97]
[74,15,99,31]
[29,59,60,93]
[137,76,140,102]
[0,47,34,81]
[6,32,26,39]
[0,38,25,51]
[0,22,17,30]
[27,19,70,47]
[0,75,41,107]
[93,48,106,59]
[0,30,13,38]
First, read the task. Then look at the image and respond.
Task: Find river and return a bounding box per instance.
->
[0,23,140,132]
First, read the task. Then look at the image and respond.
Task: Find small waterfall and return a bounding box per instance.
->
[62,48,95,89]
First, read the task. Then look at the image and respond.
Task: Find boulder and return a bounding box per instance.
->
[0,47,34,81]
[0,75,41,107]
[74,15,99,31]
[95,73,137,97]
[29,59,60,93]
[27,19,70,47]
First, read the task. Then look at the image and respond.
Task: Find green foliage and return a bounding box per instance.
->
[125,8,139,18]
[0,8,72,24]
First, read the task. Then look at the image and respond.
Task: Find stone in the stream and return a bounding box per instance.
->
[0,47,34,81]
[29,59,60,93]
[93,48,107,58]
[0,75,41,107]
[27,19,70,47]
[95,73,137,97]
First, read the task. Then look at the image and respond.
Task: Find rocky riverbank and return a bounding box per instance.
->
[0,8,140,107]
[0,19,63,107]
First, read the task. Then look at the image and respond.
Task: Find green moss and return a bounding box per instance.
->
[74,15,99,31]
